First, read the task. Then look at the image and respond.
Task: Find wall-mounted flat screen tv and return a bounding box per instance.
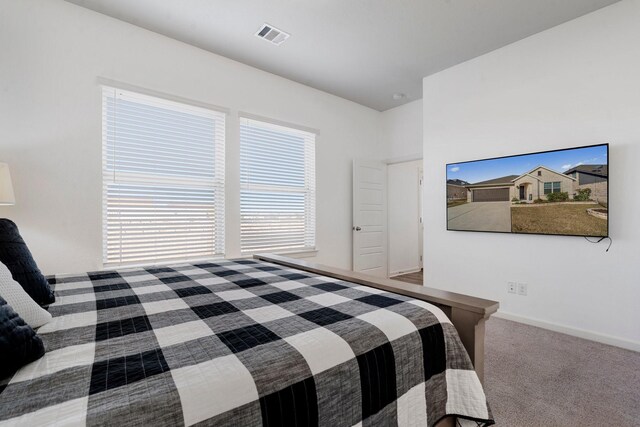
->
[446,143,608,237]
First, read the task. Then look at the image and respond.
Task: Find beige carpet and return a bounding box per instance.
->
[392,270,423,285]
[484,317,640,426]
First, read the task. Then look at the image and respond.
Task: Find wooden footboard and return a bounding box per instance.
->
[254,254,499,384]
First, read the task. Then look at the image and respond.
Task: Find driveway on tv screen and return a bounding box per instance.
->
[447,201,511,232]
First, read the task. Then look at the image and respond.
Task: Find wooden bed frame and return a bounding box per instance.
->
[254,254,499,384]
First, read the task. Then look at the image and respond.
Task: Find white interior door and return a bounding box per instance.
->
[352,159,387,277]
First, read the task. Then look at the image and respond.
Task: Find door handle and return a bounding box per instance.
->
[353,226,362,231]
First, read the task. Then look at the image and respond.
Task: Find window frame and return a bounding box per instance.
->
[544,181,562,194]
[101,86,226,267]
[238,115,317,255]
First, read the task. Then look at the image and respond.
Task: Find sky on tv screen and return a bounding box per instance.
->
[447,145,608,184]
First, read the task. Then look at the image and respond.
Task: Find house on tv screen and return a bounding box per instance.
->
[460,165,608,204]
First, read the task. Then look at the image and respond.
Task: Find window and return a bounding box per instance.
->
[537,170,542,176]
[544,181,562,194]
[102,87,225,266]
[239,117,316,254]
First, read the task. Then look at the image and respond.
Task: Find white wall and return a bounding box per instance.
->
[0,0,383,274]
[388,160,422,276]
[422,0,640,349]
[381,99,423,162]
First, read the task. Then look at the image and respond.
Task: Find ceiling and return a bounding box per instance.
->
[65,0,619,111]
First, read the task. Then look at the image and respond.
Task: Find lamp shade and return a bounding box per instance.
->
[0,163,15,205]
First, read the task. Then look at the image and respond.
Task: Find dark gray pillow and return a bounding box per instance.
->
[0,219,54,306]
[0,296,45,379]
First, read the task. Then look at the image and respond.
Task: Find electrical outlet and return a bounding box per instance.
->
[517,283,528,296]
[507,282,517,294]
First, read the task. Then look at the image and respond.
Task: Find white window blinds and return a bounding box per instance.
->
[239,117,316,254]
[102,87,225,266]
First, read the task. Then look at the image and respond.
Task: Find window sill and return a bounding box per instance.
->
[241,248,318,260]
[102,255,227,270]
[274,249,318,259]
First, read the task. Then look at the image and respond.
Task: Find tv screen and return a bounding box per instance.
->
[446,143,608,237]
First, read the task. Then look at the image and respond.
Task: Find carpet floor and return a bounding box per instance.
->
[484,317,640,426]
[392,270,424,285]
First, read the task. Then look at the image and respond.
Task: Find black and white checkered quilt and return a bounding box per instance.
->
[0,259,493,426]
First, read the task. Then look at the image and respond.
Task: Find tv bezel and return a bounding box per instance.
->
[445,143,609,238]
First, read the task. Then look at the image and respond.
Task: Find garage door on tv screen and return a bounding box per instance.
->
[446,143,609,238]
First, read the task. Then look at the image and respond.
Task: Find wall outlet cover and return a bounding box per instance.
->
[517,283,528,296]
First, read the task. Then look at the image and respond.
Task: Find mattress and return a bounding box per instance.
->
[0,259,493,426]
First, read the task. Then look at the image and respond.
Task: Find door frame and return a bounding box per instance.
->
[418,166,424,269]
[384,157,424,278]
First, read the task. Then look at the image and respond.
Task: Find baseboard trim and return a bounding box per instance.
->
[493,311,640,353]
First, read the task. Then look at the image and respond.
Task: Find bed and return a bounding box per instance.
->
[0,256,496,426]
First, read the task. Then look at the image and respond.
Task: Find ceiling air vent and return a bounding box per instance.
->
[255,23,290,46]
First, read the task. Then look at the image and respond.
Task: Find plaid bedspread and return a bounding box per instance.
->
[0,259,493,426]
